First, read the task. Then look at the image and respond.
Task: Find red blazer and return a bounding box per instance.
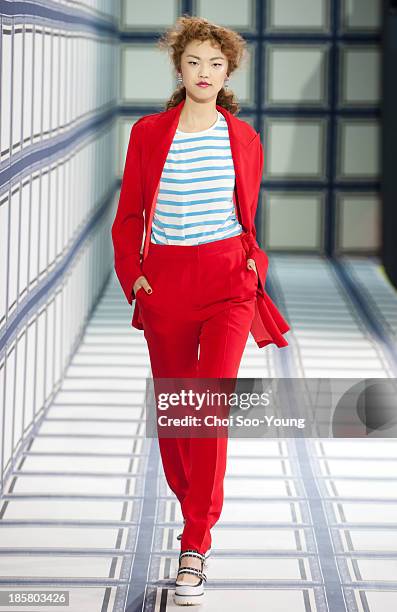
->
[111,98,290,348]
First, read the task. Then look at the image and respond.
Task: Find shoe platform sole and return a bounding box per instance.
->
[173,592,205,606]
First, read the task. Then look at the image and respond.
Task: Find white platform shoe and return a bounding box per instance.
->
[174,549,207,606]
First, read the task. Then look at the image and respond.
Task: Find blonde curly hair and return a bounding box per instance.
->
[156,14,248,115]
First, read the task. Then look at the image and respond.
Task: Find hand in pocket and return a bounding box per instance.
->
[246,258,258,278]
[133,275,152,297]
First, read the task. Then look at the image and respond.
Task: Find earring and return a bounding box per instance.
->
[177,73,183,86]
[224,77,230,90]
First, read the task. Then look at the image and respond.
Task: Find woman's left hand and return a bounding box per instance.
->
[247,258,258,278]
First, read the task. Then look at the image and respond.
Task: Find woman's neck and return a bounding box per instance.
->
[178,97,218,133]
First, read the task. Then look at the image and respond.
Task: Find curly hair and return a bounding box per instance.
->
[156,14,248,115]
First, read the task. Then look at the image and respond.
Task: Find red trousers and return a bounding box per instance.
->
[136,233,257,554]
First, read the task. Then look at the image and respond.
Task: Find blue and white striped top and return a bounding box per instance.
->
[150,110,243,245]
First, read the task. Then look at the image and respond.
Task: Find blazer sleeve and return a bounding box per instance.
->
[111,120,145,305]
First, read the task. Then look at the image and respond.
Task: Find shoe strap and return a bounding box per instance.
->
[177,567,202,578]
[177,567,207,582]
[179,549,205,562]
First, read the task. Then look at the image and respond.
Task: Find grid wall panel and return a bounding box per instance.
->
[0,3,119,492]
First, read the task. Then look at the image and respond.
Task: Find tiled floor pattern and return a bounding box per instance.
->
[341,257,397,345]
[0,255,397,611]
[269,254,397,378]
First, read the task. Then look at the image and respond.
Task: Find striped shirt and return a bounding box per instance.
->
[150,109,243,245]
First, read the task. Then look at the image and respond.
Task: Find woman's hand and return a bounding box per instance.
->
[133,275,152,297]
[247,258,258,278]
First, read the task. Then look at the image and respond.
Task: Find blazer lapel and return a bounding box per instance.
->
[215,103,258,225]
[144,103,181,202]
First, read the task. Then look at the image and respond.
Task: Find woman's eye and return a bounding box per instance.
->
[188,61,223,67]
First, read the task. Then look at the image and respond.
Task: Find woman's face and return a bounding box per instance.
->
[180,39,229,100]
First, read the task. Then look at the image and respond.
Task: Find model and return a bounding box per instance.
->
[111,15,290,606]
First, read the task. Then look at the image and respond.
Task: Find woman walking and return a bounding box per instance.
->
[112,15,290,605]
